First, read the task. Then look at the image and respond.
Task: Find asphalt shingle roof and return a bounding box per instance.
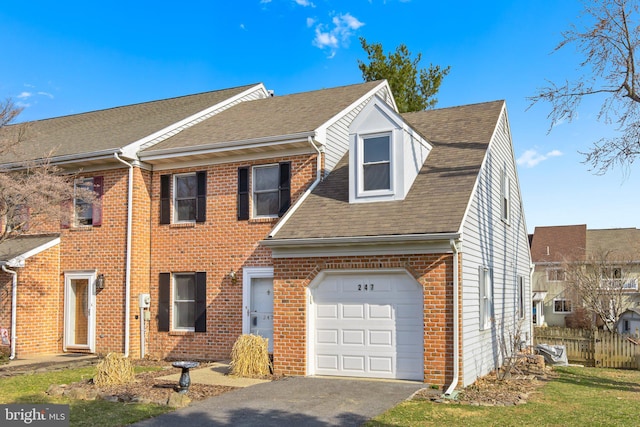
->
[0,84,260,164]
[141,81,383,153]
[586,228,640,260]
[271,100,504,240]
[530,225,587,263]
[0,234,59,263]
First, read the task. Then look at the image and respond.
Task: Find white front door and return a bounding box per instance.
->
[243,267,274,353]
[309,271,423,380]
[64,271,96,352]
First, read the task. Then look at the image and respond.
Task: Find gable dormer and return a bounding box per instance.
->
[348,96,431,204]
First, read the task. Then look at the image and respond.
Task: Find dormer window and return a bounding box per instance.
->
[360,133,392,194]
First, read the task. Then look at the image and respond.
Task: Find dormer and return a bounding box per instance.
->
[348,96,431,204]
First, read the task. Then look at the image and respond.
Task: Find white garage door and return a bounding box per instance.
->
[311,272,423,380]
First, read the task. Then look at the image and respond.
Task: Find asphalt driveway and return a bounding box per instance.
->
[133,376,424,427]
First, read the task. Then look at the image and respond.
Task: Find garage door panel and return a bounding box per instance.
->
[316,329,338,344]
[369,304,392,319]
[369,330,392,346]
[342,304,365,318]
[343,355,365,372]
[316,304,338,318]
[342,329,365,345]
[312,272,423,380]
[369,356,393,373]
[317,354,339,370]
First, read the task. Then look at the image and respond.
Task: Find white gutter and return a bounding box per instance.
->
[114,152,133,358]
[444,238,460,396]
[263,232,461,247]
[140,131,315,162]
[2,265,17,360]
[269,136,322,238]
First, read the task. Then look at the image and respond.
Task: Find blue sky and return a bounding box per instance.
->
[1,0,638,233]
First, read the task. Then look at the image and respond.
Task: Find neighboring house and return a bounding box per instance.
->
[616,308,640,336]
[0,80,531,389]
[530,225,640,328]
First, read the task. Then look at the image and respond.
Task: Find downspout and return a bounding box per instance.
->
[444,239,460,396]
[529,262,535,344]
[269,136,322,238]
[114,153,133,358]
[2,265,17,360]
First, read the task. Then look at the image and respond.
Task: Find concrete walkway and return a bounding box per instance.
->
[133,376,423,427]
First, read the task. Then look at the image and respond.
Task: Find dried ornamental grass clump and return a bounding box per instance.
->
[230,334,272,377]
[93,353,135,386]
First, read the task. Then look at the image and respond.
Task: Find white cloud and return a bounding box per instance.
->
[312,12,364,57]
[37,91,54,99]
[517,149,563,168]
[260,0,272,3]
[294,0,315,7]
[17,92,32,99]
[306,17,316,27]
[240,23,246,30]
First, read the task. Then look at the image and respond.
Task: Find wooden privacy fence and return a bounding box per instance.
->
[533,327,640,369]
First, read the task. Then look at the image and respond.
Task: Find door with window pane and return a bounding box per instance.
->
[64,272,96,352]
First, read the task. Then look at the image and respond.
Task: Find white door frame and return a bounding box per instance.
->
[63,270,97,353]
[242,267,274,335]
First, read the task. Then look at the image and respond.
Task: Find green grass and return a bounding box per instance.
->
[0,366,172,427]
[366,366,640,427]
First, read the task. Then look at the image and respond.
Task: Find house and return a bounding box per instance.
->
[530,225,640,328]
[0,80,531,389]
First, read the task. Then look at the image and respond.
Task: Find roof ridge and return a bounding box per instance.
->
[13,83,262,125]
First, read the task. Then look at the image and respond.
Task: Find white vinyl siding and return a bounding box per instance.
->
[459,106,532,387]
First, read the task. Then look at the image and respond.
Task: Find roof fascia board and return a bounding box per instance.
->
[314,81,393,143]
[265,235,459,258]
[262,232,460,248]
[139,132,315,162]
[0,149,121,171]
[6,237,61,268]
[120,84,269,159]
[150,146,315,171]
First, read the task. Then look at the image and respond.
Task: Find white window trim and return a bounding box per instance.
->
[500,168,510,224]
[173,173,197,224]
[357,131,394,198]
[252,164,280,219]
[553,298,572,314]
[517,276,525,319]
[479,266,493,330]
[172,272,196,332]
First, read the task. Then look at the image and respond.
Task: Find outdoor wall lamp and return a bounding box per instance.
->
[229,270,237,284]
[96,274,105,290]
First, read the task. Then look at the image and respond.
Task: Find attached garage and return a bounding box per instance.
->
[308,271,424,381]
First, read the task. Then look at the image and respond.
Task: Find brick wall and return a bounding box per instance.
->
[147,154,316,360]
[271,254,458,386]
[0,244,61,355]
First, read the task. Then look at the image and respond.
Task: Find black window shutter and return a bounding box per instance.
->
[160,175,171,224]
[237,167,249,220]
[158,273,170,332]
[278,162,291,217]
[196,171,207,223]
[194,272,207,332]
[91,176,104,226]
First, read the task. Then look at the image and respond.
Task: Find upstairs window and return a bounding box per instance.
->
[500,168,510,223]
[237,163,290,220]
[361,133,391,192]
[547,268,566,282]
[159,172,206,224]
[63,176,102,228]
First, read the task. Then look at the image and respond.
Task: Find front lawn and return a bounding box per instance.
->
[366,366,640,426]
[0,366,172,426]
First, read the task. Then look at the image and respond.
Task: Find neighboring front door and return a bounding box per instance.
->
[64,271,96,352]
[243,267,274,353]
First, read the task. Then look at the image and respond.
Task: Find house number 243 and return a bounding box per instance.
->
[357,283,374,291]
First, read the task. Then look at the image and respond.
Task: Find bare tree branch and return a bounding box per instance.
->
[530,0,640,173]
